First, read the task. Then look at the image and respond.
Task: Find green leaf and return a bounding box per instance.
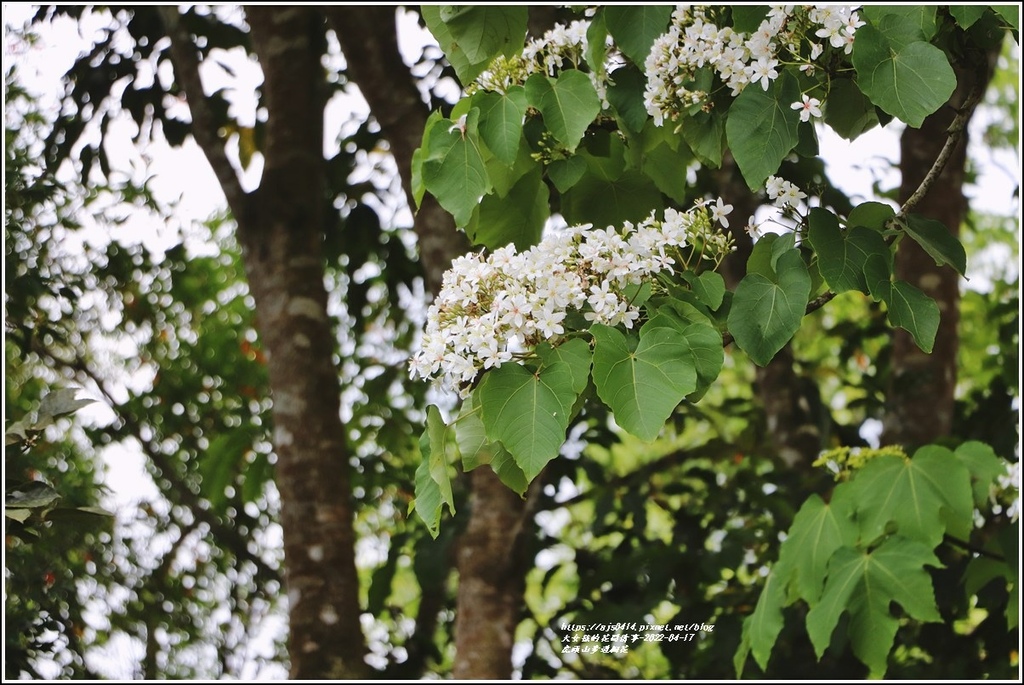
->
[730,6,770,33]
[525,71,602,152]
[683,270,725,311]
[562,169,664,227]
[639,135,694,204]
[823,78,880,140]
[591,317,698,441]
[845,447,974,547]
[806,538,942,675]
[992,6,1020,30]
[6,481,61,510]
[738,562,788,673]
[725,72,801,190]
[485,135,534,197]
[605,6,673,65]
[886,280,940,353]
[903,214,968,277]
[728,249,811,366]
[5,508,32,523]
[422,6,489,85]
[780,492,858,605]
[439,6,528,65]
[414,454,443,537]
[681,108,725,168]
[475,87,527,166]
[489,447,530,496]
[953,441,1008,508]
[848,201,896,231]
[423,109,491,227]
[948,5,990,29]
[423,405,457,516]
[466,166,548,251]
[536,338,593,395]
[862,5,936,41]
[852,20,956,128]
[606,64,649,134]
[807,207,889,294]
[35,387,95,427]
[654,313,724,400]
[478,361,580,481]
[547,156,588,192]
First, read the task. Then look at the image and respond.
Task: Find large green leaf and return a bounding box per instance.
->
[414,456,443,537]
[422,405,457,517]
[562,169,664,227]
[478,360,580,481]
[725,72,801,190]
[683,271,725,311]
[606,64,649,134]
[903,214,967,277]
[845,447,974,547]
[852,19,956,128]
[439,6,528,65]
[681,109,725,167]
[475,87,528,166]
[591,318,697,441]
[862,5,936,41]
[466,166,548,251]
[806,538,942,675]
[536,338,593,395]
[604,6,673,65]
[525,70,601,152]
[422,109,491,227]
[807,207,889,294]
[780,492,858,605]
[728,249,811,366]
[948,5,990,29]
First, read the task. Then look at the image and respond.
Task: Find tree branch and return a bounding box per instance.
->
[155,5,249,220]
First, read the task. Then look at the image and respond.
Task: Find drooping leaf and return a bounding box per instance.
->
[845,447,974,547]
[604,6,673,65]
[681,109,725,167]
[737,562,788,674]
[886,280,940,353]
[478,360,580,481]
[5,481,61,510]
[852,19,956,128]
[536,338,593,395]
[605,64,649,134]
[823,78,880,140]
[726,72,801,190]
[948,5,990,29]
[525,70,602,152]
[422,6,489,85]
[414,455,443,537]
[475,87,527,166]
[591,318,698,441]
[862,5,936,40]
[728,249,811,366]
[903,214,968,277]
[422,109,491,227]
[848,200,896,231]
[682,271,725,311]
[805,538,943,675]
[35,388,95,428]
[547,155,588,192]
[489,446,530,496]
[423,405,457,516]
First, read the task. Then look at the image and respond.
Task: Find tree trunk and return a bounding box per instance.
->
[882,48,998,448]
[238,8,367,678]
[328,7,528,678]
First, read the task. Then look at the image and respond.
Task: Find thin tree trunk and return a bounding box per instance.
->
[882,48,998,448]
[240,8,367,678]
[328,7,528,678]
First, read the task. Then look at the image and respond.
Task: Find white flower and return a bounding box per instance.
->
[710,197,734,228]
[791,94,822,123]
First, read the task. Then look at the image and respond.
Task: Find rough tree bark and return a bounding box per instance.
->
[882,45,999,448]
[161,6,367,678]
[328,7,529,678]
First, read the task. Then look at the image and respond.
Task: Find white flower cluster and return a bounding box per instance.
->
[644,5,865,126]
[410,204,723,393]
[765,175,807,209]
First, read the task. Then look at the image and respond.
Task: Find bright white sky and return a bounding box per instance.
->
[2,3,1020,679]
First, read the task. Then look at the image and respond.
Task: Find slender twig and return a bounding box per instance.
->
[155,6,249,220]
[944,533,1007,562]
